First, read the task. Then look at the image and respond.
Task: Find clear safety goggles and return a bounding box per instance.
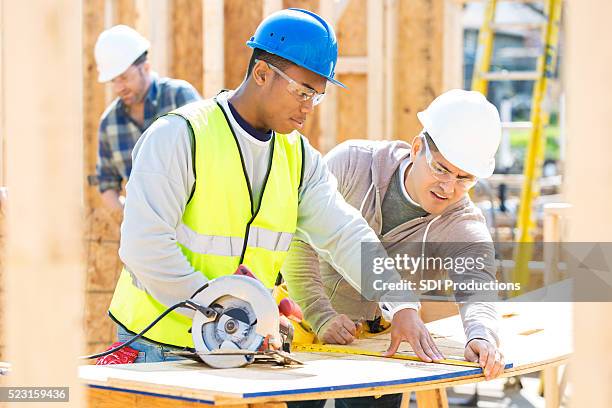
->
[257,60,326,106]
[422,132,478,189]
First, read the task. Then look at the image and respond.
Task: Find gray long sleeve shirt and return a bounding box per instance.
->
[281,140,500,345]
[118,91,418,319]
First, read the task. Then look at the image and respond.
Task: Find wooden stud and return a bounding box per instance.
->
[0,0,3,186]
[171,0,204,94]
[394,0,444,140]
[442,0,463,91]
[566,1,612,407]
[336,1,368,143]
[384,0,398,141]
[542,203,571,285]
[3,0,84,403]
[224,0,263,89]
[367,0,384,140]
[317,0,337,153]
[147,0,170,77]
[415,389,449,408]
[202,0,225,98]
[84,0,108,209]
[543,366,560,408]
[114,0,139,26]
[263,0,283,17]
[336,56,368,74]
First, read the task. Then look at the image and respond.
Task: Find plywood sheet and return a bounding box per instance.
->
[337,74,367,142]
[80,287,572,404]
[81,356,482,403]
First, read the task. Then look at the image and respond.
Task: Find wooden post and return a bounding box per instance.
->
[147,0,170,77]
[224,0,263,90]
[394,0,444,140]
[542,203,571,285]
[565,0,612,407]
[384,0,398,141]
[318,0,338,152]
[202,0,225,98]
[263,0,283,17]
[442,0,463,91]
[367,0,384,140]
[171,0,204,94]
[3,1,84,404]
[415,388,449,408]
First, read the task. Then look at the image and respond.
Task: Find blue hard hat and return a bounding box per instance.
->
[246,8,346,88]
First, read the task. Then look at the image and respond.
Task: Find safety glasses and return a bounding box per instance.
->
[257,60,326,106]
[421,133,477,189]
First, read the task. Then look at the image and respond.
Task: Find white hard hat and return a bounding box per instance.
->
[417,89,501,178]
[94,25,150,83]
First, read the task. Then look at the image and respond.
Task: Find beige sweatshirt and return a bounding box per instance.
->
[281,139,500,346]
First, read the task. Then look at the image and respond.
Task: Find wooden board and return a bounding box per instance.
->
[170,0,203,94]
[3,1,85,404]
[80,292,571,405]
[224,0,262,90]
[394,0,444,141]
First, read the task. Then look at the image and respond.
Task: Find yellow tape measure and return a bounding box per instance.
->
[292,343,480,368]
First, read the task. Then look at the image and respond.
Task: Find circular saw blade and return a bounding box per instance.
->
[191,275,280,368]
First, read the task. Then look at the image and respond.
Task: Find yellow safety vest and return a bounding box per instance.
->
[109,98,304,347]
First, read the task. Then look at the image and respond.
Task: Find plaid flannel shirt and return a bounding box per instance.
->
[96,74,201,193]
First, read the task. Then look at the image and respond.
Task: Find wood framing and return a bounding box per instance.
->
[394,0,444,140]
[367,0,384,140]
[263,0,283,17]
[202,0,225,97]
[225,0,262,89]
[171,0,204,93]
[566,0,612,406]
[442,0,463,91]
[3,1,84,403]
[318,0,338,152]
[147,0,170,77]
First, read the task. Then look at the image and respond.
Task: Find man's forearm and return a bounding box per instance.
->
[101,189,124,211]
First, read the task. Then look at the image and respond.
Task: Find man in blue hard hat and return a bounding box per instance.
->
[110,7,438,389]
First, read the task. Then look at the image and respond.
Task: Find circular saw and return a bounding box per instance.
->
[189,272,302,368]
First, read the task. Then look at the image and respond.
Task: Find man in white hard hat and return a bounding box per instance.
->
[94,25,200,212]
[282,89,505,407]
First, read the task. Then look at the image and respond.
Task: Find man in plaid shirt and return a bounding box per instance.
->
[95,25,200,211]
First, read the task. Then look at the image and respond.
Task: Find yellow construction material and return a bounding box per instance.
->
[514,0,563,289]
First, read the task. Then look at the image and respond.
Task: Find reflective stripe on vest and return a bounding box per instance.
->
[176,223,293,256]
[109,97,303,348]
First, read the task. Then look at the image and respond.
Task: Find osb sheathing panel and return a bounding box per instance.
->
[84,207,121,242]
[394,0,444,141]
[86,240,122,292]
[84,292,115,344]
[224,0,263,89]
[337,74,367,142]
[83,0,107,208]
[171,0,204,94]
[337,0,367,57]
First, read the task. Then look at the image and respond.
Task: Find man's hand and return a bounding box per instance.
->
[318,314,357,345]
[382,308,444,362]
[465,339,504,380]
